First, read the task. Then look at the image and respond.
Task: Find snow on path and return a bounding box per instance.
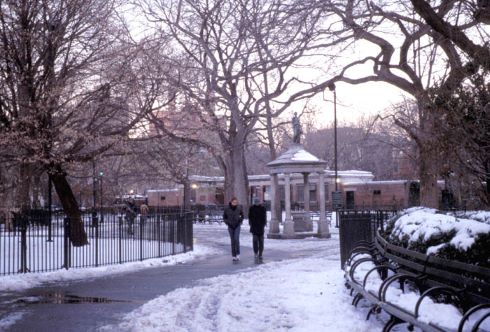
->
[195,221,339,253]
[101,255,382,332]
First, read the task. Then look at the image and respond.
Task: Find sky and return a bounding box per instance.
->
[122,3,412,130]
[310,81,408,127]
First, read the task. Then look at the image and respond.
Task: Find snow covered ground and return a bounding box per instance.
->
[96,223,386,332]
[3,212,484,332]
[2,220,382,332]
[101,255,383,332]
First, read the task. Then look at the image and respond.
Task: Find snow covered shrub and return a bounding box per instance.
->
[381,207,490,267]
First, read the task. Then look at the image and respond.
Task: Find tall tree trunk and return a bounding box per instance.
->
[418,145,439,208]
[418,107,440,208]
[50,164,88,246]
[183,179,191,209]
[219,156,234,204]
[485,159,490,205]
[32,172,41,208]
[230,138,249,217]
[15,162,32,209]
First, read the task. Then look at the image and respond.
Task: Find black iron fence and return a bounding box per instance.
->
[338,210,397,268]
[0,210,193,276]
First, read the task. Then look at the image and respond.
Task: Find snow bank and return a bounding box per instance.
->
[0,311,24,331]
[0,245,218,292]
[101,255,382,332]
[387,207,490,255]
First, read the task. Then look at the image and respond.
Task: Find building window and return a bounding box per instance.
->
[373,190,381,195]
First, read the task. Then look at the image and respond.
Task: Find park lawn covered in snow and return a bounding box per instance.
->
[102,255,383,332]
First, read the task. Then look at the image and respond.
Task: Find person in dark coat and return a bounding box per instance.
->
[223,197,243,261]
[248,198,267,260]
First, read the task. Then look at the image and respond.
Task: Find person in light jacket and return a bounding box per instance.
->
[223,197,243,261]
[248,198,267,261]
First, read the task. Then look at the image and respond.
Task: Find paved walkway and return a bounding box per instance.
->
[0,225,337,331]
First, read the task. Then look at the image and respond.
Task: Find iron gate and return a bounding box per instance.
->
[338,210,396,268]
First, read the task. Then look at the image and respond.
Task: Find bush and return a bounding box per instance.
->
[381,207,490,268]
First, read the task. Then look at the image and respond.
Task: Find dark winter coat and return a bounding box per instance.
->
[223,204,243,229]
[248,204,267,235]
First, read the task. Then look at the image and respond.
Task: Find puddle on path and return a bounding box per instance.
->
[14,291,129,305]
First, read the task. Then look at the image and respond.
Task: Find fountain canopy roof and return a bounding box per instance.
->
[267,144,327,174]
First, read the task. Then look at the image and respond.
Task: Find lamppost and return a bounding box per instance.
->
[47,173,53,242]
[190,183,198,216]
[328,82,338,191]
[191,183,198,204]
[328,82,341,227]
[92,159,98,227]
[99,171,104,223]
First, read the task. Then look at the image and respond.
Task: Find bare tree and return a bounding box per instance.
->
[136,0,345,214]
[309,0,489,207]
[0,0,161,245]
[435,72,490,206]
[409,0,490,71]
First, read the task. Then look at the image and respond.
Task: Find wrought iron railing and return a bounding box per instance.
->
[0,210,193,276]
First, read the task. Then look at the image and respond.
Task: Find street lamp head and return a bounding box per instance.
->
[328,82,336,91]
[191,183,198,189]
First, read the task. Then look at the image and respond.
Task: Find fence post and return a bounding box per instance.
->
[180,213,184,251]
[172,218,175,255]
[47,175,53,242]
[118,216,122,264]
[189,212,194,251]
[183,214,187,253]
[157,215,161,257]
[19,214,28,273]
[139,216,143,261]
[95,215,99,267]
[63,217,71,270]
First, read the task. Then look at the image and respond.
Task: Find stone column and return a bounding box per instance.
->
[268,173,280,236]
[303,172,312,231]
[283,173,295,237]
[318,171,330,238]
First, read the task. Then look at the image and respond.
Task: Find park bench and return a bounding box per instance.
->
[344,233,490,332]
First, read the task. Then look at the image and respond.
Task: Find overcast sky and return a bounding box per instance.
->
[124,4,411,130]
[313,81,408,127]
